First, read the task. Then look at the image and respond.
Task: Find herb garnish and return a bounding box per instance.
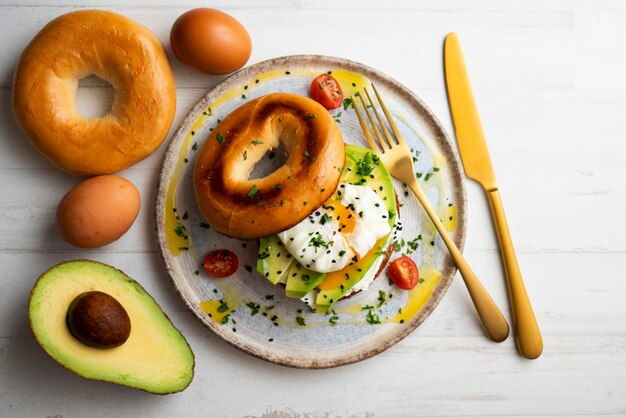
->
[309,234,329,249]
[251,140,263,145]
[246,302,260,316]
[217,300,229,313]
[356,152,379,176]
[296,316,306,326]
[216,132,225,144]
[247,184,258,198]
[366,310,381,325]
[320,213,332,225]
[377,290,387,307]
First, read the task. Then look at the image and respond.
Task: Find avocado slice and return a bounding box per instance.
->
[315,145,397,309]
[284,261,326,298]
[28,260,194,394]
[257,235,294,284]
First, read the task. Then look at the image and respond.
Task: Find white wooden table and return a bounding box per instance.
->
[2,1,625,417]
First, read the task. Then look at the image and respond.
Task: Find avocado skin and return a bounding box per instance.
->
[28,259,195,395]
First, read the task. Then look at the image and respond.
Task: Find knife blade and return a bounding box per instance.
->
[444,32,543,359]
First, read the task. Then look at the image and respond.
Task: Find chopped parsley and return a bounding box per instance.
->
[366,310,381,325]
[251,140,263,145]
[356,152,379,176]
[216,132,225,144]
[220,314,230,324]
[320,213,332,225]
[243,150,247,160]
[296,316,306,326]
[246,302,260,316]
[217,300,229,313]
[247,184,258,198]
[174,225,185,237]
[411,148,421,163]
[329,315,339,325]
[309,234,329,249]
[377,290,387,307]
[406,236,421,254]
[343,97,353,110]
[192,142,198,151]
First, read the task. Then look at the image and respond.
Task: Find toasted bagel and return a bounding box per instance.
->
[194,93,345,239]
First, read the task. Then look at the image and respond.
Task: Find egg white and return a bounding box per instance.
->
[277,183,391,274]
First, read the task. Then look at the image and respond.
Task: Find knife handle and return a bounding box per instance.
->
[487,189,543,359]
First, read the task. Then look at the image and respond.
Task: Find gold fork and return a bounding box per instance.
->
[352,84,509,342]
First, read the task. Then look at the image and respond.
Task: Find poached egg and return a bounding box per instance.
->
[277,182,391,273]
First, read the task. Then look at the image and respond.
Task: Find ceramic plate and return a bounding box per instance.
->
[156,55,466,368]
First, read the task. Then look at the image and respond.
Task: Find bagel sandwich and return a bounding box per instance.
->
[257,144,400,311]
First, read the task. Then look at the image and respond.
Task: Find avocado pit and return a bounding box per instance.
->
[67,291,131,348]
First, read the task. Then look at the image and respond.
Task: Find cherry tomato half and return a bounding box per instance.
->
[203,249,238,278]
[310,74,343,110]
[387,256,420,290]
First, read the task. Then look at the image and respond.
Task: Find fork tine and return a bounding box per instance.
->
[352,95,383,155]
[364,87,395,147]
[356,92,390,152]
[371,83,405,143]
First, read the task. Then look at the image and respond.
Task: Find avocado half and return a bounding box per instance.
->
[28,260,195,394]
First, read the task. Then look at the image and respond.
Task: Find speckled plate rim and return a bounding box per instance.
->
[155,54,467,369]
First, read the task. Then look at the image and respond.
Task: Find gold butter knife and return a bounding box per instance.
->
[444,32,543,359]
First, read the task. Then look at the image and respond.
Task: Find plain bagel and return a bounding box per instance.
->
[194,93,345,239]
[12,10,176,176]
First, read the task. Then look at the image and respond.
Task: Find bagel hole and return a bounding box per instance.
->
[76,75,115,118]
[248,142,289,180]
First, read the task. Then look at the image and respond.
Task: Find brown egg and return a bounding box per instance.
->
[56,175,140,248]
[170,8,252,75]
